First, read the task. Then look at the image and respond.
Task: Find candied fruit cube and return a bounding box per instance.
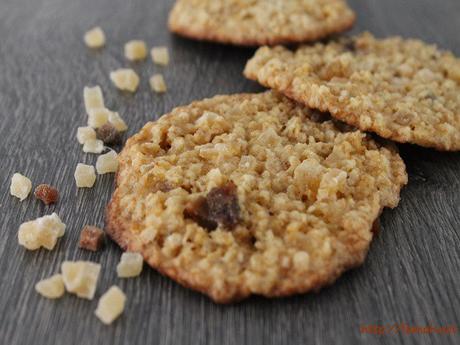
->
[151,46,169,66]
[34,184,59,205]
[83,86,104,113]
[77,126,97,144]
[61,261,101,300]
[10,173,32,201]
[96,151,118,174]
[110,69,139,92]
[108,111,128,132]
[96,123,122,145]
[124,40,148,61]
[95,286,126,325]
[79,225,105,251]
[18,213,65,251]
[84,27,106,48]
[87,108,110,128]
[74,163,96,188]
[83,139,104,154]
[116,252,143,278]
[35,274,65,299]
[149,74,167,93]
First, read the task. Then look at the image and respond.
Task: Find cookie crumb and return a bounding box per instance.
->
[35,274,65,299]
[10,173,32,201]
[96,123,122,145]
[61,261,101,300]
[79,225,105,251]
[184,182,241,231]
[18,213,66,251]
[84,86,105,114]
[95,286,126,325]
[83,139,104,154]
[151,46,169,66]
[124,40,148,61]
[110,69,140,92]
[96,151,118,174]
[108,112,128,132]
[149,74,167,93]
[116,252,143,278]
[74,163,96,188]
[34,184,59,205]
[77,126,97,144]
[84,27,105,49]
[87,108,110,128]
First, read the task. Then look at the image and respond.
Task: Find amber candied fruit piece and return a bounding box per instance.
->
[96,123,122,145]
[184,182,241,231]
[34,184,59,205]
[79,225,105,251]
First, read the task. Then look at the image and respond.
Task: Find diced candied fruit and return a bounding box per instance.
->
[83,86,104,113]
[96,123,122,145]
[87,108,110,128]
[74,163,96,188]
[95,286,126,324]
[110,69,140,92]
[34,184,59,205]
[151,46,169,66]
[83,139,104,154]
[61,261,101,300]
[116,252,143,278]
[124,40,148,61]
[149,74,167,93]
[35,274,65,299]
[79,225,105,251]
[10,173,32,201]
[84,27,106,48]
[77,126,97,144]
[96,151,118,174]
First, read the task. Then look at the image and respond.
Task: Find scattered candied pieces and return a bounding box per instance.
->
[79,225,105,252]
[10,173,32,201]
[34,184,59,205]
[18,213,66,251]
[110,69,140,92]
[83,138,104,154]
[151,46,169,66]
[149,74,167,93]
[61,261,101,300]
[96,151,119,174]
[124,40,148,61]
[96,123,122,145]
[83,86,105,114]
[84,27,106,49]
[87,108,110,128]
[116,252,143,278]
[108,111,128,132]
[74,163,96,188]
[35,274,65,299]
[95,286,126,325]
[77,126,97,144]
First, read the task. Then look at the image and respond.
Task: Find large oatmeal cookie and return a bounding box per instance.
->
[168,0,355,46]
[244,33,460,150]
[106,92,407,303]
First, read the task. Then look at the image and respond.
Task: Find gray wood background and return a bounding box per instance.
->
[0,0,459,344]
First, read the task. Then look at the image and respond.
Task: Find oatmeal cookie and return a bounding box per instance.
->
[168,0,355,46]
[106,92,407,303]
[244,33,460,150]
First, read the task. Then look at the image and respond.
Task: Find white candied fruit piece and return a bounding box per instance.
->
[108,111,128,132]
[96,151,118,174]
[83,86,104,114]
[110,69,140,92]
[83,139,104,154]
[95,286,126,325]
[84,27,106,48]
[149,74,167,93]
[61,261,101,300]
[74,163,96,188]
[87,108,110,128]
[124,40,147,61]
[18,213,66,251]
[151,46,169,66]
[10,173,32,201]
[35,274,65,299]
[116,252,143,278]
[77,126,96,144]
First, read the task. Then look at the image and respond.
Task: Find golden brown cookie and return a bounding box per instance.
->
[168,0,356,46]
[106,92,407,303]
[244,32,460,151]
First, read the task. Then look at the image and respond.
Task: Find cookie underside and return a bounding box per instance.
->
[106,92,407,303]
[168,0,356,46]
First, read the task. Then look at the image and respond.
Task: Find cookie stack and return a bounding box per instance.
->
[106,0,460,303]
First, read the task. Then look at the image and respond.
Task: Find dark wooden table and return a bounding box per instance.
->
[0,0,459,344]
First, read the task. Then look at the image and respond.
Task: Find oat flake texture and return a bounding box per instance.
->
[106,92,407,303]
[168,0,355,46]
[244,32,460,151]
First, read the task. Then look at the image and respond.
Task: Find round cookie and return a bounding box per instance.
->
[168,0,356,46]
[106,92,407,303]
[244,32,460,150]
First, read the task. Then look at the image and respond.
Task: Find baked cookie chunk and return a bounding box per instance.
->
[168,0,355,46]
[244,33,460,150]
[106,92,407,303]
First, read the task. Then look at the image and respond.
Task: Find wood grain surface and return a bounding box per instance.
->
[0,0,459,344]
